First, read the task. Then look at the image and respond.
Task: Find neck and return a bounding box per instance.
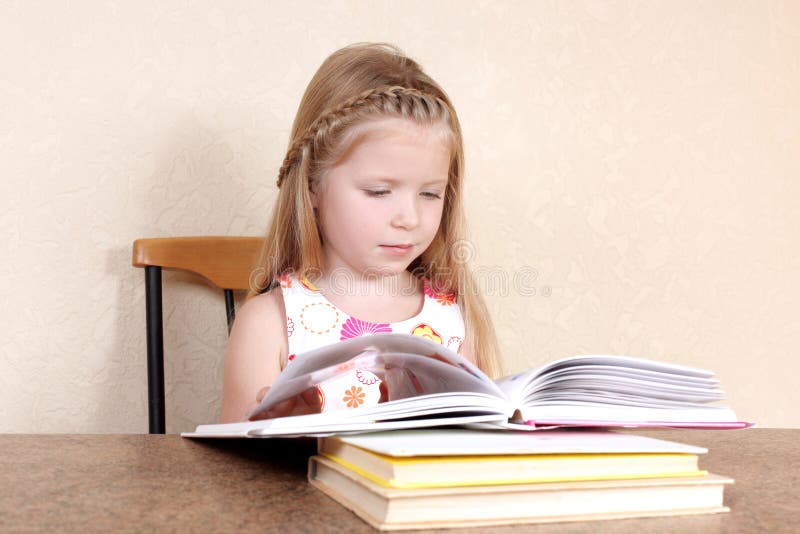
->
[316,267,419,300]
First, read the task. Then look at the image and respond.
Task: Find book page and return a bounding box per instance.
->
[493,354,735,422]
[534,355,716,377]
[496,354,717,400]
[246,412,506,438]
[517,403,740,425]
[250,333,503,418]
[185,393,511,438]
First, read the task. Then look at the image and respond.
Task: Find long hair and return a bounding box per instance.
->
[250,43,502,377]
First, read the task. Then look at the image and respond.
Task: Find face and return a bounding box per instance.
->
[310,117,451,280]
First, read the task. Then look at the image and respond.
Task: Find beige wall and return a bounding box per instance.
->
[1,1,798,432]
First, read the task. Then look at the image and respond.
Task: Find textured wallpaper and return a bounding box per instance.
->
[1,1,798,432]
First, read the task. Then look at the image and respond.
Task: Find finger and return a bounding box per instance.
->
[299,387,322,413]
[265,396,298,419]
[249,396,294,420]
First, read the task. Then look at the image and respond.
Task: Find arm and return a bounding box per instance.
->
[220,289,287,423]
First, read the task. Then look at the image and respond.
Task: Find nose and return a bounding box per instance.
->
[390,194,420,230]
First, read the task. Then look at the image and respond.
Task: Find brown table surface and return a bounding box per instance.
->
[0,428,797,533]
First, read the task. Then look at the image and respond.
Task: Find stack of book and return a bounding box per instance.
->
[183,334,748,527]
[308,429,732,530]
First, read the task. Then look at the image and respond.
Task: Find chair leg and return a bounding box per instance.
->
[224,289,235,334]
[145,266,166,434]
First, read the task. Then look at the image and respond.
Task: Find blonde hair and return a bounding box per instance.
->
[251,43,502,377]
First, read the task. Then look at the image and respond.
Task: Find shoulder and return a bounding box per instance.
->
[240,286,286,319]
[228,288,288,360]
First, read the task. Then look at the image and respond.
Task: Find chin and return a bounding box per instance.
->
[372,267,409,277]
[362,263,412,278]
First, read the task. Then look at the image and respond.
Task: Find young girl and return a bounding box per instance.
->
[220,43,501,423]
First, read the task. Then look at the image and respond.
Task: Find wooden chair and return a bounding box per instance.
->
[132,236,263,433]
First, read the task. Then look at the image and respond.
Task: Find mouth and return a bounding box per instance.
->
[379,244,415,255]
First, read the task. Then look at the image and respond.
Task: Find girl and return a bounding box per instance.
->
[221,43,501,423]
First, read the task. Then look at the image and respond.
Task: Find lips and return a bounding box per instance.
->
[379,244,415,255]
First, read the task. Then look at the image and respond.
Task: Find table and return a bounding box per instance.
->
[0,429,797,532]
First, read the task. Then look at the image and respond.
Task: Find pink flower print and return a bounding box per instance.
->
[287,353,296,364]
[447,336,463,352]
[356,370,380,386]
[422,278,437,298]
[340,317,392,340]
[334,361,356,374]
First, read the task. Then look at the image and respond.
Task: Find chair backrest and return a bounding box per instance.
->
[132,236,263,433]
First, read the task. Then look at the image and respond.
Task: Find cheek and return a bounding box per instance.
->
[423,202,446,230]
[320,192,381,235]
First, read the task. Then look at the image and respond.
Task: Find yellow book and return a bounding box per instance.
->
[318,429,707,489]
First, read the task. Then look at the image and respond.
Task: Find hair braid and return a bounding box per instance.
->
[276,85,448,187]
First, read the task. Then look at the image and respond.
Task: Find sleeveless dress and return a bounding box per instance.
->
[276,273,465,412]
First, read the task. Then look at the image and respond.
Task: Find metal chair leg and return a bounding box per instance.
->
[224,289,236,334]
[145,266,166,434]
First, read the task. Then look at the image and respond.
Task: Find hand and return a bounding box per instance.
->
[247,385,322,420]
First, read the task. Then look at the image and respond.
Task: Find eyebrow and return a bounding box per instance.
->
[361,177,448,187]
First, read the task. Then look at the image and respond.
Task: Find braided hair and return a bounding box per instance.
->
[276,85,452,188]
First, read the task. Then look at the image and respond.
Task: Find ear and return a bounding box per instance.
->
[309,180,319,208]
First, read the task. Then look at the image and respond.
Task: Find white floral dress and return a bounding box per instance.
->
[276,274,465,411]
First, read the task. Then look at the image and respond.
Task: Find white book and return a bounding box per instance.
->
[324,428,708,456]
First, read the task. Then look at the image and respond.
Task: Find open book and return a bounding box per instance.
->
[184,333,748,438]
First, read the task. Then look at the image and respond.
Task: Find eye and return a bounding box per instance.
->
[364,189,391,197]
[421,191,443,200]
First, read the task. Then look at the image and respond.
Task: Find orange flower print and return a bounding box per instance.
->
[411,324,443,344]
[435,292,456,305]
[342,386,365,409]
[276,273,293,288]
[423,278,456,305]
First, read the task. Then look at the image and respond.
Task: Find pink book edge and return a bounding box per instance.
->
[524,420,754,430]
